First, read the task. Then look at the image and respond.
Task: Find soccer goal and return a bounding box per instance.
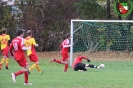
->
[70,20,133,67]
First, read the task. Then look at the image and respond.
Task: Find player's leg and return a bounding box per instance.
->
[11,65,29,80]
[11,58,32,85]
[85,64,98,68]
[50,58,62,64]
[23,66,32,85]
[12,66,31,84]
[11,60,26,82]
[62,53,69,72]
[64,61,68,72]
[75,63,87,71]
[0,48,9,70]
[50,53,67,64]
[0,49,6,69]
[29,55,44,75]
[53,59,68,72]
[35,61,44,75]
[0,58,5,70]
[74,63,81,71]
[5,48,10,69]
[50,53,68,72]
[62,60,68,72]
[29,55,36,71]
[5,57,9,69]
[29,63,36,71]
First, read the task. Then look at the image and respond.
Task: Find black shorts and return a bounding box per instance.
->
[74,63,87,71]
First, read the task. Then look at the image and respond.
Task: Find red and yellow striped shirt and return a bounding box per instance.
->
[0,34,10,49]
[24,36,37,56]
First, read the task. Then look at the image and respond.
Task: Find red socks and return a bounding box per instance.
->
[14,70,24,76]
[54,59,68,72]
[24,72,28,83]
[55,59,61,64]
[14,70,29,83]
[64,64,68,72]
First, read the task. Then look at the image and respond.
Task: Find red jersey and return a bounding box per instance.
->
[72,56,87,69]
[61,39,70,53]
[10,37,26,60]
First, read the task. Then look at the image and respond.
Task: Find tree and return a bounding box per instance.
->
[75,0,107,19]
[17,0,78,51]
[0,1,12,29]
[0,0,16,40]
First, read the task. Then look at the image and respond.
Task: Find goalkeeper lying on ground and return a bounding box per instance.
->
[72,55,104,71]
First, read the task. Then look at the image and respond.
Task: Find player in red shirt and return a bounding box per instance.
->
[24,30,44,75]
[50,33,73,72]
[0,28,10,70]
[10,29,32,85]
[72,55,103,71]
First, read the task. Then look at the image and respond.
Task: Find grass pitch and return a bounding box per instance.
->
[0,58,133,88]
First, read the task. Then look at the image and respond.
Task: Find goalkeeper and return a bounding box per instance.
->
[72,55,102,71]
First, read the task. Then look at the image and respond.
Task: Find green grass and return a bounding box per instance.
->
[1,58,133,88]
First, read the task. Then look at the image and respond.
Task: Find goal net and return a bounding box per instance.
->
[70,20,133,66]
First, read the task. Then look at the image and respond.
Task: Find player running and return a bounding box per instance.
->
[24,30,44,75]
[50,33,73,72]
[72,55,104,71]
[0,28,10,70]
[10,29,32,85]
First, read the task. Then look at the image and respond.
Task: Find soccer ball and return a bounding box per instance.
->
[100,64,105,68]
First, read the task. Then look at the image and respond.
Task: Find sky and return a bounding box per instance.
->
[2,0,15,5]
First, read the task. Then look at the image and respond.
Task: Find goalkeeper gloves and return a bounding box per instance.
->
[87,59,91,62]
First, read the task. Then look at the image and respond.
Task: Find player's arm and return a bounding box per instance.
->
[63,44,73,48]
[80,56,91,62]
[32,38,38,47]
[63,39,73,48]
[8,35,11,45]
[60,43,63,49]
[21,45,31,50]
[21,38,31,50]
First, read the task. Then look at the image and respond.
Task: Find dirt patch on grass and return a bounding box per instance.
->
[37,51,133,61]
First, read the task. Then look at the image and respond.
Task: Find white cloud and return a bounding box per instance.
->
[2,0,15,5]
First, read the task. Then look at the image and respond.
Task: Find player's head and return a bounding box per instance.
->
[16,29,25,37]
[1,28,7,34]
[65,33,71,39]
[26,30,32,36]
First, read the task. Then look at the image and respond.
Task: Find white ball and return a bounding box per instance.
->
[100,64,105,68]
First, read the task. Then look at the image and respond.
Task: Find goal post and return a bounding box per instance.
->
[70,20,133,67]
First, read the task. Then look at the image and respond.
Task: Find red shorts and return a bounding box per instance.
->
[61,53,69,61]
[1,47,9,57]
[29,54,38,62]
[16,59,28,67]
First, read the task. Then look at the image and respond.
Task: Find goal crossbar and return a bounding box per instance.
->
[71,20,133,22]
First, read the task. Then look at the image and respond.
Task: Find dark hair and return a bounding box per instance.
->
[66,33,71,38]
[16,29,24,36]
[63,33,71,39]
[1,28,7,34]
[26,30,32,36]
